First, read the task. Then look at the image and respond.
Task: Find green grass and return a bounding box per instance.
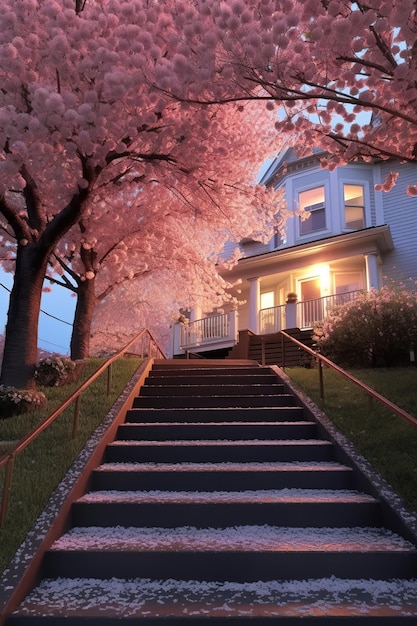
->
[286,366,417,513]
[0,357,142,573]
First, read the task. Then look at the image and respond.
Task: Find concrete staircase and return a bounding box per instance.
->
[6,361,417,624]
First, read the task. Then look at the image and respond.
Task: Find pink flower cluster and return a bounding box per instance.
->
[314,285,417,367]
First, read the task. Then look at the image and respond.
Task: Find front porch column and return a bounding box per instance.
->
[190,306,202,322]
[248,277,260,334]
[229,309,239,342]
[364,252,380,290]
[171,323,184,358]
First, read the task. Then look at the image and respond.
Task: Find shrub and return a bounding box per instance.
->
[35,356,77,387]
[0,386,47,419]
[314,286,417,367]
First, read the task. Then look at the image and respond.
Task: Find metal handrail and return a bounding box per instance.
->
[279,330,417,429]
[0,328,166,526]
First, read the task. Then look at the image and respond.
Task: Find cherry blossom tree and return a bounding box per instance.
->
[89,248,242,359]
[153,0,417,192]
[7,0,412,393]
[0,0,285,390]
[48,166,279,361]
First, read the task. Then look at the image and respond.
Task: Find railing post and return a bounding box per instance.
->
[318,359,325,401]
[229,310,238,343]
[261,337,265,366]
[0,455,15,528]
[281,332,286,369]
[72,394,82,439]
[107,363,113,396]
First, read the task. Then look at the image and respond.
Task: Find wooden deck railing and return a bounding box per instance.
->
[0,328,166,527]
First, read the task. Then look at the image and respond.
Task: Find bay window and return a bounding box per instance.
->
[344,184,365,229]
[299,186,326,235]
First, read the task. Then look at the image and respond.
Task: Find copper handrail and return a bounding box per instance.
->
[279,330,417,429]
[0,328,166,526]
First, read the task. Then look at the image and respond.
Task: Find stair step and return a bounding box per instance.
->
[105,439,336,463]
[117,422,317,441]
[147,374,278,385]
[43,549,417,581]
[151,363,263,369]
[125,406,306,423]
[148,366,269,375]
[133,395,297,408]
[71,489,382,528]
[50,524,416,553]
[42,526,417,580]
[92,461,355,491]
[9,576,417,624]
[140,384,286,396]
[145,368,277,386]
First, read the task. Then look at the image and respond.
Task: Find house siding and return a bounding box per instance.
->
[172,154,417,357]
[379,161,417,285]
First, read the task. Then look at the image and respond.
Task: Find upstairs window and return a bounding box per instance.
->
[299,186,326,235]
[344,184,365,229]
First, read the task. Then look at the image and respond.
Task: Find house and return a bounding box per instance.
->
[171,148,417,359]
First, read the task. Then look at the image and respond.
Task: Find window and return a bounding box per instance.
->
[299,186,326,235]
[260,291,274,310]
[334,272,362,305]
[344,184,365,229]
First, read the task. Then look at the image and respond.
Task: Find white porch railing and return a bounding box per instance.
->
[172,291,363,354]
[297,290,361,328]
[259,290,361,334]
[179,312,236,350]
[259,304,286,334]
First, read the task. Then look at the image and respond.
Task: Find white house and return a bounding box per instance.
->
[171,148,417,358]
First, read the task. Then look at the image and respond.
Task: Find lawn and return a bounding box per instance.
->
[285,366,417,514]
[0,356,142,573]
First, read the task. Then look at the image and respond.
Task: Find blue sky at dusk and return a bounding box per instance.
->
[0,271,75,355]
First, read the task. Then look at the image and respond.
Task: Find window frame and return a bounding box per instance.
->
[298,185,327,237]
[343,183,366,230]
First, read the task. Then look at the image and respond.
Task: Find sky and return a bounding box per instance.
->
[0,270,76,355]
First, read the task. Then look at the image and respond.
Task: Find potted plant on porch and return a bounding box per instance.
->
[286,292,298,304]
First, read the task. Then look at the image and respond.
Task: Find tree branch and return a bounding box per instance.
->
[324,130,417,161]
[97,268,152,302]
[21,164,45,232]
[356,1,398,70]
[0,194,30,241]
[51,251,80,285]
[38,156,98,257]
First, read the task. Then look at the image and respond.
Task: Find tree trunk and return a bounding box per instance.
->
[0,169,95,391]
[0,246,47,389]
[70,277,97,360]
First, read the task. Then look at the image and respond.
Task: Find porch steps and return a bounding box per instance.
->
[6,361,417,624]
[229,328,315,366]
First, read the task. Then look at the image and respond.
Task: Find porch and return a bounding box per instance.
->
[172,289,361,358]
